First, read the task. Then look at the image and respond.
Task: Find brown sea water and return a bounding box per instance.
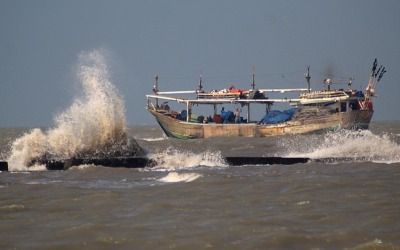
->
[2,49,399,249]
[1,122,400,249]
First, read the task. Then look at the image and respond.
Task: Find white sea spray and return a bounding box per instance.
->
[7,49,135,171]
[158,172,203,183]
[147,147,227,171]
[283,130,400,163]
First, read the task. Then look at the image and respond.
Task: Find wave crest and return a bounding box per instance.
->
[147,147,227,170]
[284,130,400,163]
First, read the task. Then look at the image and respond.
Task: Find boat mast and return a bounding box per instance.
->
[324,78,332,91]
[198,71,203,92]
[153,74,159,107]
[248,66,255,122]
[251,66,255,90]
[305,66,311,93]
[348,77,354,89]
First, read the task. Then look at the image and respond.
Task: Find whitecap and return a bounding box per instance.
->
[158,172,203,183]
[147,147,227,171]
[296,201,310,205]
[141,137,166,142]
[283,130,400,163]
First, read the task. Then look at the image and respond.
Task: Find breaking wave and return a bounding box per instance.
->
[158,172,203,183]
[146,147,227,171]
[283,130,400,163]
[141,137,166,142]
[7,49,142,171]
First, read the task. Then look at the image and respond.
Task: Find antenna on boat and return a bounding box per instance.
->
[371,58,378,78]
[305,66,311,93]
[377,67,386,83]
[359,58,386,110]
[251,66,255,90]
[368,58,386,90]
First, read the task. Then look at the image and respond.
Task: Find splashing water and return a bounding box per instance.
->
[158,172,203,183]
[284,130,400,163]
[7,128,47,171]
[8,49,141,171]
[147,147,227,171]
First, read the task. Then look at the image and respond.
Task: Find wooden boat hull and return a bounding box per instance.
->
[148,108,373,139]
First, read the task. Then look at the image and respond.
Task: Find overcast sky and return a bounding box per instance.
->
[1,0,399,127]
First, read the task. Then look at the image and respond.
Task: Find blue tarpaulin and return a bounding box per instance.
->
[221,110,234,122]
[260,108,297,124]
[181,110,187,120]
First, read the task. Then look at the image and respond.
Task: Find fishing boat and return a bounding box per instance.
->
[146,60,385,139]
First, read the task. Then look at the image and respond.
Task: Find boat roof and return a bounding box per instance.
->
[146,88,364,106]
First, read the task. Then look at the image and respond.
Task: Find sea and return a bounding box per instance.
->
[1,50,400,249]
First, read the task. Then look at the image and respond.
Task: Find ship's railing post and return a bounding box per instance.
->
[266,103,271,114]
[247,104,251,123]
[186,101,192,122]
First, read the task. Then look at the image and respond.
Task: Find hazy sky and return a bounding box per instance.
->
[1,0,399,127]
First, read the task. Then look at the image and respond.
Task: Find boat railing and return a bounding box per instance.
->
[156,90,197,95]
[197,92,242,99]
[258,88,308,93]
[147,94,300,105]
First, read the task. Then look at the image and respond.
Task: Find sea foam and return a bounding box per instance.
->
[158,172,203,183]
[147,147,227,171]
[284,130,400,163]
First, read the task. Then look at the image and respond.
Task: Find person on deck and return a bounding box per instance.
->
[221,107,226,123]
[234,108,241,123]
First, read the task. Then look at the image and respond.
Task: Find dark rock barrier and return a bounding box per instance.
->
[1,157,369,172]
[43,156,310,170]
[42,157,156,170]
[225,157,310,166]
[0,162,8,171]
